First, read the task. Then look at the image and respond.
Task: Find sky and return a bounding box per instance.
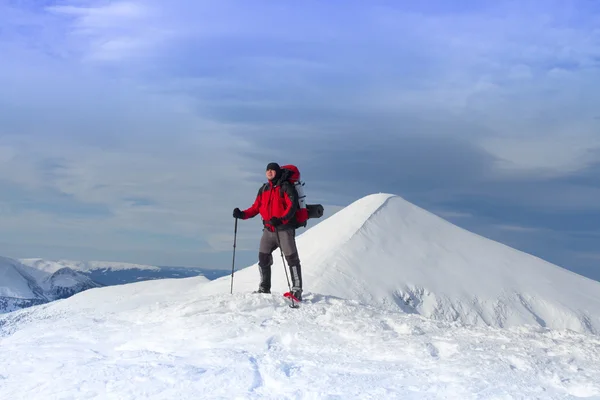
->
[0,0,599,281]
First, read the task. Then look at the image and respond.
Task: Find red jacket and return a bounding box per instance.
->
[242,180,298,231]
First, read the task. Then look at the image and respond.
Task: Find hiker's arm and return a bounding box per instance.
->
[242,188,262,219]
[280,183,298,223]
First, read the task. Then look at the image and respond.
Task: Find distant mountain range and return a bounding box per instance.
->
[1,257,229,314]
[0,256,101,313]
[19,258,229,285]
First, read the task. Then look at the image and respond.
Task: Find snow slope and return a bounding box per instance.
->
[0,256,42,299]
[0,256,48,313]
[1,281,599,399]
[204,193,600,334]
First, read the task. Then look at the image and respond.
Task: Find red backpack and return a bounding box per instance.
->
[279,164,324,228]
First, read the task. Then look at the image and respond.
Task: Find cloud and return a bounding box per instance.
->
[576,252,600,261]
[434,210,474,219]
[0,131,266,239]
[0,0,599,275]
[480,135,600,179]
[495,224,544,233]
[46,2,161,61]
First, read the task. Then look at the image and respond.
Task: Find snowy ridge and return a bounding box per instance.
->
[204,193,600,334]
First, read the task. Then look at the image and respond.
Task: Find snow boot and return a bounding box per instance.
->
[288,263,302,301]
[292,288,302,302]
[257,263,271,294]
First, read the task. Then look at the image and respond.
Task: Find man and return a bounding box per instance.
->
[233,162,303,301]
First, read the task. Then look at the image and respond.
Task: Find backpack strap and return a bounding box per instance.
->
[279,181,299,222]
[279,181,296,201]
[279,181,287,198]
[258,183,269,195]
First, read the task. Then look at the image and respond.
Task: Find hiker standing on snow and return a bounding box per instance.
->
[232,162,303,301]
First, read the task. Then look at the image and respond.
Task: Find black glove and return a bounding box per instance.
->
[269,217,282,227]
[233,208,244,219]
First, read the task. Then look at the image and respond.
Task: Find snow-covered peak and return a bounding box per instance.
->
[43,267,89,287]
[0,256,45,299]
[41,268,102,301]
[20,258,161,273]
[1,256,103,311]
[204,193,600,333]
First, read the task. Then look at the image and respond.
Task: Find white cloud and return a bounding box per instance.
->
[495,224,543,233]
[49,2,147,22]
[0,132,264,229]
[575,252,600,261]
[434,210,474,219]
[46,1,168,61]
[480,135,600,179]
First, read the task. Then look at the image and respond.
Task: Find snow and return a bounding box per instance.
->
[41,267,96,289]
[0,256,42,299]
[2,192,600,398]
[44,271,81,288]
[1,284,600,399]
[19,258,161,273]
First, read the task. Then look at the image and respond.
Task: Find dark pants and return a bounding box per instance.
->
[257,228,302,292]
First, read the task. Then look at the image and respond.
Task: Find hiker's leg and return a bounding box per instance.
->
[257,229,277,292]
[279,229,302,295]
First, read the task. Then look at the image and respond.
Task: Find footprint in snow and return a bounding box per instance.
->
[412,326,426,336]
[279,361,299,378]
[425,342,439,358]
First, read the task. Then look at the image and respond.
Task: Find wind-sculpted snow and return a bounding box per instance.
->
[1,288,599,399]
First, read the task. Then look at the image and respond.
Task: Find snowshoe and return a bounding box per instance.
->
[283,291,302,302]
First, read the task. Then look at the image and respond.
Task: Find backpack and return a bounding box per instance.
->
[279,164,324,229]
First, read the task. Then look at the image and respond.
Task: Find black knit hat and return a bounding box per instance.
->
[266,162,281,172]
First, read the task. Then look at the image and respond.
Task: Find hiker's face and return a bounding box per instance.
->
[266,169,276,180]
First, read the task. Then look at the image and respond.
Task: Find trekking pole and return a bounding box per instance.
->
[230,217,238,294]
[275,227,297,308]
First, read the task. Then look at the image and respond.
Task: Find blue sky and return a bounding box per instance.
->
[1,1,599,281]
